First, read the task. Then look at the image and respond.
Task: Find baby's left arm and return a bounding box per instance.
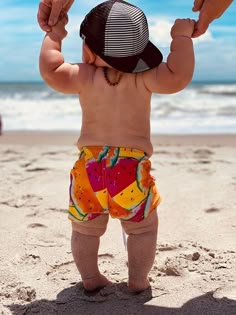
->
[39,15,92,94]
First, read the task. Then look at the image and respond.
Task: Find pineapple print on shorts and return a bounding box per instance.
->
[69,146,161,222]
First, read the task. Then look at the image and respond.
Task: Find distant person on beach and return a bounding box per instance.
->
[39,0,195,292]
[37,0,234,37]
[0,114,2,136]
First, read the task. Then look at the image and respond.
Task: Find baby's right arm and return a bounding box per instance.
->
[143,18,195,94]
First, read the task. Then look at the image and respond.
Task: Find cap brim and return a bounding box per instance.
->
[98,40,163,73]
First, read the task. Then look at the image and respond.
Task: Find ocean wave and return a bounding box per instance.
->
[196,84,236,96]
[0,82,236,133]
[0,83,77,100]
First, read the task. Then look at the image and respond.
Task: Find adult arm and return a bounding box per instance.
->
[192,0,233,37]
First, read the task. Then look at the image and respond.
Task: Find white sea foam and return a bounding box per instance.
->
[0,82,236,134]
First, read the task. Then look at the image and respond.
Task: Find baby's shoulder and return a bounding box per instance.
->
[76,63,97,89]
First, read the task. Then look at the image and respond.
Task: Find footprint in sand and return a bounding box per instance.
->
[26,211,39,218]
[232,177,236,186]
[42,150,68,156]
[158,243,182,252]
[156,243,185,276]
[0,149,21,163]
[27,223,47,228]
[20,158,38,168]
[48,207,67,213]
[15,286,36,302]
[26,167,51,172]
[99,253,115,269]
[153,242,236,280]
[2,149,19,155]
[193,148,213,164]
[158,258,183,276]
[205,207,221,213]
[2,285,36,302]
[12,253,41,265]
[1,194,43,209]
[98,253,115,259]
[45,260,74,281]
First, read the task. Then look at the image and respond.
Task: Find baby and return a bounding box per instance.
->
[39,0,195,293]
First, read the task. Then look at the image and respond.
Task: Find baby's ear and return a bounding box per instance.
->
[82,42,96,64]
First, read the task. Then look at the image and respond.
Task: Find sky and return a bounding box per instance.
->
[0,0,236,82]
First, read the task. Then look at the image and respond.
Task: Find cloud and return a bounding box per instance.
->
[1,2,236,82]
[148,16,213,48]
[66,14,84,34]
[146,15,236,81]
[193,33,236,81]
[149,19,172,47]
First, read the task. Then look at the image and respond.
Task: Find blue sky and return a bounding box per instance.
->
[0,0,236,82]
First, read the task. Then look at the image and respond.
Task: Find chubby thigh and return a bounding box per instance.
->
[71,209,158,237]
[71,214,109,237]
[68,146,161,223]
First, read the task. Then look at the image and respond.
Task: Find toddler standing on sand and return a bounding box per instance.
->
[39,0,195,293]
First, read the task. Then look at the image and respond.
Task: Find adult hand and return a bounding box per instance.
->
[37,0,74,32]
[192,0,233,37]
[49,14,69,41]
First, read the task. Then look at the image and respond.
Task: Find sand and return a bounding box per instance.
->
[0,131,236,315]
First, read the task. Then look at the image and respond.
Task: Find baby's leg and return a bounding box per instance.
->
[121,210,158,292]
[71,214,112,291]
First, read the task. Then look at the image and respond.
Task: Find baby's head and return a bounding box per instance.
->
[80,0,163,73]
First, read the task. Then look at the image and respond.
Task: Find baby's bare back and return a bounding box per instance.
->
[78,67,153,156]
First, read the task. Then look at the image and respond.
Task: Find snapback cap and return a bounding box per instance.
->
[80,0,163,73]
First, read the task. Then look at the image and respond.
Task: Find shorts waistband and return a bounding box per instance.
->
[79,146,147,160]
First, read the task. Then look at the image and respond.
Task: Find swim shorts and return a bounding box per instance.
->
[68,146,161,222]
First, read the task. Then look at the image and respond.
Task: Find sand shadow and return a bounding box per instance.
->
[5,282,236,315]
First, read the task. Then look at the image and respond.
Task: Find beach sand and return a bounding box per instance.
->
[0,132,236,315]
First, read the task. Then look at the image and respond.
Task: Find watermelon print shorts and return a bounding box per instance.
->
[68,146,161,223]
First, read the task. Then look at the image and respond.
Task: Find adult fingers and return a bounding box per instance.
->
[48,0,64,26]
[63,13,69,25]
[192,0,204,12]
[63,0,74,13]
[191,17,208,37]
[37,1,52,31]
[48,0,74,26]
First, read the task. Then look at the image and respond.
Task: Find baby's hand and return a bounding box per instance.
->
[49,14,68,40]
[171,18,196,38]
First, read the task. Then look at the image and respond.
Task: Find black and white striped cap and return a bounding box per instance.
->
[80,0,163,73]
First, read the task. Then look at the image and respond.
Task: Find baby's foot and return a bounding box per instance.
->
[128,278,151,293]
[83,274,112,292]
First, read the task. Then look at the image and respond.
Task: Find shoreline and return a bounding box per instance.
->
[1,131,236,147]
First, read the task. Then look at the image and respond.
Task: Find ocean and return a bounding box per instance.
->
[0,81,236,134]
